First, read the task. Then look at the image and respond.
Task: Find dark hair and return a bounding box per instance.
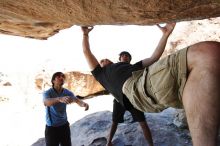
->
[51,72,65,86]
[119,51,132,61]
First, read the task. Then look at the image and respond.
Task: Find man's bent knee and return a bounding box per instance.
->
[187,41,220,72]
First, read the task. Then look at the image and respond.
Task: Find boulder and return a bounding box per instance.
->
[32,108,194,146]
[35,71,106,98]
[0,0,220,39]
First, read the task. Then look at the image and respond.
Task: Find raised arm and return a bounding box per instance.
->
[142,23,176,67]
[81,26,99,70]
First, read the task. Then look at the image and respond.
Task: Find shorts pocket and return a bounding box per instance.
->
[148,57,178,106]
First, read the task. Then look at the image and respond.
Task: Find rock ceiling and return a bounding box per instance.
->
[0,0,220,39]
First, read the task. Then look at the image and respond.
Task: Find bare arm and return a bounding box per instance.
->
[81,26,99,70]
[75,98,89,111]
[142,23,176,67]
[44,96,89,110]
[44,96,73,106]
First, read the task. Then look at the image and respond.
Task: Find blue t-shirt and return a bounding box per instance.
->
[43,88,76,127]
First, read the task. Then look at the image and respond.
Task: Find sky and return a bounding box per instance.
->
[0,25,163,73]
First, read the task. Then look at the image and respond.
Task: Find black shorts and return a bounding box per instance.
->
[112,99,145,123]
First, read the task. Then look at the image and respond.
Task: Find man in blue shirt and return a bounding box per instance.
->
[43,72,89,146]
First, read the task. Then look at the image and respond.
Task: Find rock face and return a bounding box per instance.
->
[32,108,194,146]
[0,0,220,39]
[65,72,106,97]
[35,71,106,97]
[168,17,220,51]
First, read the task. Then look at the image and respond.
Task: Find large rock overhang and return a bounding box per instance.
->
[0,0,220,39]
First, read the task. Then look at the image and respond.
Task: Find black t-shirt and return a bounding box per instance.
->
[91,61,143,106]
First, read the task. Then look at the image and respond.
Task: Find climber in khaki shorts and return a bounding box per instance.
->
[81,23,220,146]
[123,47,188,113]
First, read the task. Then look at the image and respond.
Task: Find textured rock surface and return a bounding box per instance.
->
[0,0,220,39]
[32,108,194,146]
[35,71,106,97]
[65,71,106,97]
[167,17,220,52]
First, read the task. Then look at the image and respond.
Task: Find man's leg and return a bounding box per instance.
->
[45,126,59,146]
[182,41,220,146]
[107,100,125,146]
[129,104,154,146]
[106,122,118,146]
[139,121,154,146]
[59,123,71,146]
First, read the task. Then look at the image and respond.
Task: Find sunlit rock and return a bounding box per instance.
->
[0,0,220,39]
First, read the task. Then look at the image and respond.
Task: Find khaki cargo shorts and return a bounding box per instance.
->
[122,47,188,113]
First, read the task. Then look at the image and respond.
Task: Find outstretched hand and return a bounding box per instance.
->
[58,96,73,104]
[81,26,94,35]
[157,23,176,36]
[83,103,89,111]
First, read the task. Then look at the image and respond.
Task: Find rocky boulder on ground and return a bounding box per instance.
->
[32,108,195,146]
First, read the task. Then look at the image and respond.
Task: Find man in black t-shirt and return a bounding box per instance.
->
[81,24,176,146]
[81,24,220,146]
[104,51,153,146]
